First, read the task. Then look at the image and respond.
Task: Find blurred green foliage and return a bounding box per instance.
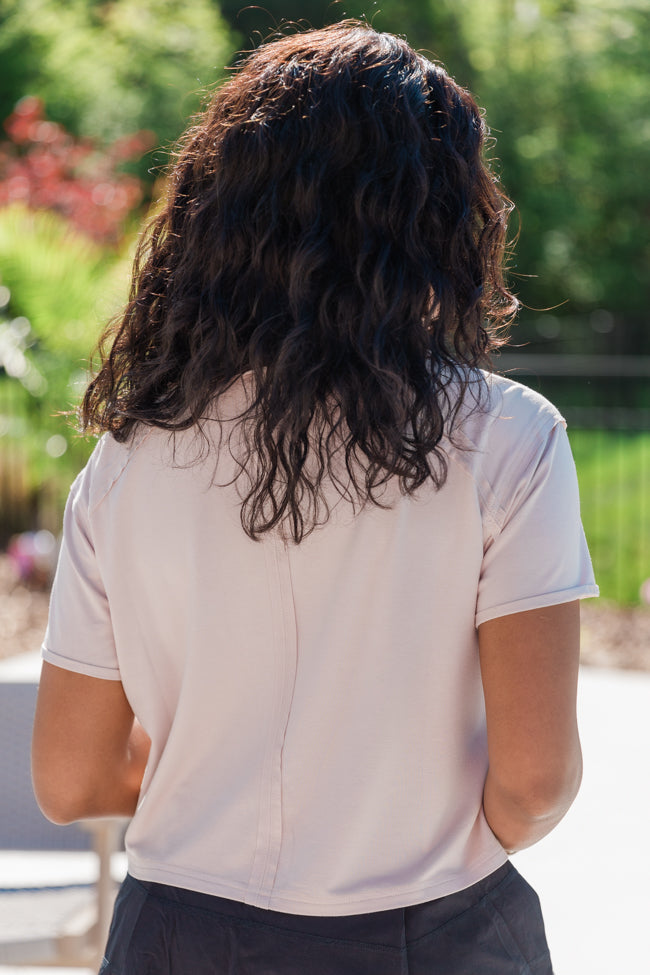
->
[0,205,132,508]
[0,0,235,525]
[457,0,650,355]
[0,0,235,176]
[2,0,647,350]
[569,429,650,605]
[217,0,650,355]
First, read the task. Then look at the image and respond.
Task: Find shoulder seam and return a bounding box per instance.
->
[448,408,565,542]
[488,413,566,536]
[89,427,154,513]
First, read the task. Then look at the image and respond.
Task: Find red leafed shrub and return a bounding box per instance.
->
[0,96,155,244]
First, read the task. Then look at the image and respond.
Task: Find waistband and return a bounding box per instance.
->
[129,861,515,951]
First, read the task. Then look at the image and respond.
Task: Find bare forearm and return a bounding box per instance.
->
[483,759,582,854]
[478,603,584,855]
[33,667,154,826]
[36,720,151,825]
[79,720,151,819]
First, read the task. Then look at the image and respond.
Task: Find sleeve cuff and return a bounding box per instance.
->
[41,645,122,681]
[475,584,600,628]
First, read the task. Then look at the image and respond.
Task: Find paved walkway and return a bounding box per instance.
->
[513,664,650,974]
[2,663,649,975]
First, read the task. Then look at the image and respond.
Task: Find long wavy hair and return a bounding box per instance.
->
[82,21,518,542]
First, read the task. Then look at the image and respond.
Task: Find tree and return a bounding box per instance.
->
[217,1,650,353]
[3,0,648,352]
[0,0,235,164]
[458,0,650,353]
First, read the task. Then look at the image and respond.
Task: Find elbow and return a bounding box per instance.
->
[32,781,91,826]
[32,756,98,825]
[500,752,583,821]
[534,747,583,816]
[41,806,81,827]
[484,752,583,853]
[515,773,581,822]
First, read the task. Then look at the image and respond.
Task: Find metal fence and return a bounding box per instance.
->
[495,353,650,430]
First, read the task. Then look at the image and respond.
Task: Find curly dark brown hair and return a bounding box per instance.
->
[82,21,518,542]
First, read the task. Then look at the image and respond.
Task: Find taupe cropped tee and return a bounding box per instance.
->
[43,372,598,915]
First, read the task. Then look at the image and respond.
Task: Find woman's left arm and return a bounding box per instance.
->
[32,662,151,825]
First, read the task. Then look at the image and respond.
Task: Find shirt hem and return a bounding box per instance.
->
[127,848,509,917]
[41,645,122,681]
[475,584,600,628]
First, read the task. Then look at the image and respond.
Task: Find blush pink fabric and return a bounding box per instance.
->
[43,372,597,915]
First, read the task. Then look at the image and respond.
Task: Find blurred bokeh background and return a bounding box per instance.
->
[0,0,648,614]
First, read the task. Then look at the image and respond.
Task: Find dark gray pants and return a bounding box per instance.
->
[100,862,553,974]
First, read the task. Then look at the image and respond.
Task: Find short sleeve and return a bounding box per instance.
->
[42,462,121,680]
[475,419,599,627]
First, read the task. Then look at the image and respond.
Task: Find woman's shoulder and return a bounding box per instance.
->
[485,370,564,424]
[453,369,565,453]
[73,426,156,512]
[445,369,570,515]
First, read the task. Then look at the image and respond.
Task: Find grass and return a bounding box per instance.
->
[569,429,650,605]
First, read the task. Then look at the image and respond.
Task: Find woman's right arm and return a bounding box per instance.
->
[478,600,583,854]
